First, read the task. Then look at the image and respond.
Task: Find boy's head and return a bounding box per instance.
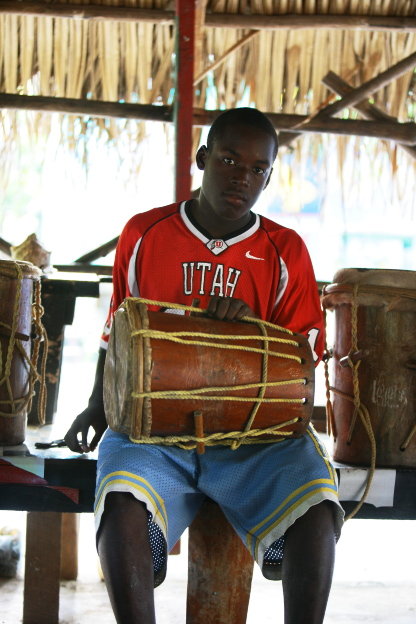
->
[194,107,278,233]
[206,108,279,160]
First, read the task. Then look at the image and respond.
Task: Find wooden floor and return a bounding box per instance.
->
[1,512,415,624]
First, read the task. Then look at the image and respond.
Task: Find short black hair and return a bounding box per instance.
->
[206,107,279,160]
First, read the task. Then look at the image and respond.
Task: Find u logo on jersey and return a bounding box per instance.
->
[182,262,241,297]
[206,239,229,255]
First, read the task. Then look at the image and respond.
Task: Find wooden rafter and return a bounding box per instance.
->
[1,93,414,145]
[316,52,416,120]
[322,72,416,161]
[276,52,416,149]
[0,2,416,32]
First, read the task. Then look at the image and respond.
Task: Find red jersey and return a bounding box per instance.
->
[101,201,324,363]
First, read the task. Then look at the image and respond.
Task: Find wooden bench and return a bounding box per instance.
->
[1,426,416,624]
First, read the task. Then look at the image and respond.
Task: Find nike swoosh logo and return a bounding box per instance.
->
[245,251,265,261]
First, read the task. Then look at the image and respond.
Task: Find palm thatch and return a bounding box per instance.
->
[0,0,415,193]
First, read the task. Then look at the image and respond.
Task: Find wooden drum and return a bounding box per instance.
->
[104,299,315,449]
[322,268,416,468]
[0,260,42,445]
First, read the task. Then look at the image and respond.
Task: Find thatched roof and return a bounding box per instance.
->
[0,0,415,197]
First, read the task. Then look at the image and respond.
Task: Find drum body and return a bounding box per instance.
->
[0,260,41,445]
[322,268,416,468]
[104,299,315,446]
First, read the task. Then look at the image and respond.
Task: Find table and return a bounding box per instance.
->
[1,426,416,624]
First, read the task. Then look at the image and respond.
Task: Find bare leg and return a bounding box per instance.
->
[97,492,157,624]
[282,501,336,624]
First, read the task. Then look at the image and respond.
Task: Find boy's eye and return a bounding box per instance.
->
[253,167,266,175]
[223,157,235,166]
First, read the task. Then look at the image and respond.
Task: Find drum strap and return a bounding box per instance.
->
[0,262,48,424]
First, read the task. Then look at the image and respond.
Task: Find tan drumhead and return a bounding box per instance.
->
[0,259,42,280]
[332,268,416,290]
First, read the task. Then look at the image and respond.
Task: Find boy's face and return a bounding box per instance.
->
[196,122,275,227]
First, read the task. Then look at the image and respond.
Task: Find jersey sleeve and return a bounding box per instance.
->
[271,231,324,365]
[100,216,141,349]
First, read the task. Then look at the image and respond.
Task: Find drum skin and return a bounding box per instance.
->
[104,299,315,444]
[0,260,41,445]
[322,268,416,468]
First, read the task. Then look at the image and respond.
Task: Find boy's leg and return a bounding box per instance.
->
[97,491,157,624]
[282,500,336,624]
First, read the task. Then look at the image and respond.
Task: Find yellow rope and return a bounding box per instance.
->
[31,279,48,425]
[131,328,299,347]
[231,320,269,450]
[130,418,300,450]
[129,297,295,335]
[343,285,377,520]
[133,394,303,404]
[125,297,308,449]
[132,379,306,403]
[132,328,302,362]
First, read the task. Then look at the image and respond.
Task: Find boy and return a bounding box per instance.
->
[65,107,344,623]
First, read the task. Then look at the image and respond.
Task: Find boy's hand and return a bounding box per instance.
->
[64,405,107,454]
[205,296,257,321]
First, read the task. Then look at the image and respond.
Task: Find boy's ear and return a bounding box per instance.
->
[196,145,208,171]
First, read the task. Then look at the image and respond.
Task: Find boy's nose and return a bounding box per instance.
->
[231,166,250,186]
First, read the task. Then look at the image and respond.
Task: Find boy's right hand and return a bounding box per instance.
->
[64,404,107,454]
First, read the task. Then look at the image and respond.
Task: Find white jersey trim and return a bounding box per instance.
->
[128,237,142,297]
[226,213,260,246]
[180,201,260,248]
[275,256,289,309]
[180,201,208,244]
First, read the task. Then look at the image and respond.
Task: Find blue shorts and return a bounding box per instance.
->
[95,427,344,586]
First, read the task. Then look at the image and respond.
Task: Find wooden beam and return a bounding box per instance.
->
[322,71,416,160]
[1,93,415,144]
[0,2,416,32]
[0,1,174,23]
[174,0,195,202]
[0,93,172,121]
[206,13,416,32]
[53,264,113,276]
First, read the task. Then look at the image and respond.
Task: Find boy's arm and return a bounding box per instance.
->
[64,347,108,453]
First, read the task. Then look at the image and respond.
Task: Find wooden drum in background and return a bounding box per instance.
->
[322,268,416,468]
[0,260,42,445]
[104,299,315,448]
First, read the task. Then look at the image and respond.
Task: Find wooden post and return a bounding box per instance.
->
[186,500,254,624]
[23,512,62,624]
[174,0,195,202]
[60,513,80,580]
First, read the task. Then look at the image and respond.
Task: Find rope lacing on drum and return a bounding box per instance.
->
[0,262,48,424]
[126,298,309,450]
[323,284,376,520]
